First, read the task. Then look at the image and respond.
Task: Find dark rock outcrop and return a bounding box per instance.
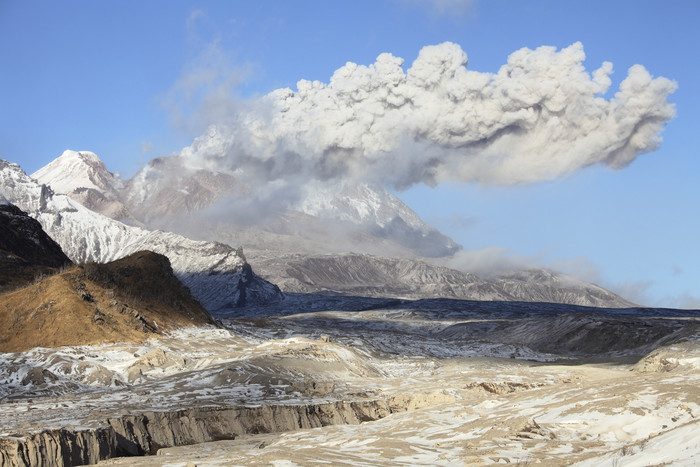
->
[0,202,72,293]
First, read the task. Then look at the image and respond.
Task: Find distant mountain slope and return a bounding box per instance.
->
[0,201,72,293]
[254,253,500,300]
[121,154,241,223]
[294,181,460,257]
[0,251,215,353]
[253,253,635,308]
[0,160,282,311]
[493,269,633,308]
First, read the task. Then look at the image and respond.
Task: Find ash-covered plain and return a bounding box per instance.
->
[1,294,698,466]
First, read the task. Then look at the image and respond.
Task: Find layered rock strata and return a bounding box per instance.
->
[1,394,450,467]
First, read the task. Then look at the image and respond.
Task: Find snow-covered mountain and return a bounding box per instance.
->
[0,160,282,310]
[32,150,138,225]
[28,151,635,308]
[295,181,460,257]
[36,151,459,258]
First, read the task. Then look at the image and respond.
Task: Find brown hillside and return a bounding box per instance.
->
[0,251,216,353]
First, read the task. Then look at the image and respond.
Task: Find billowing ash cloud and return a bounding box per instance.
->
[180,42,677,189]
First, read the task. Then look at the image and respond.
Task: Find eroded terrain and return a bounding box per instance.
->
[1,297,698,466]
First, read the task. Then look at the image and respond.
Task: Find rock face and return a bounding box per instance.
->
[0,395,449,467]
[0,203,70,269]
[0,202,72,293]
[0,251,216,352]
[0,160,282,311]
[0,428,117,467]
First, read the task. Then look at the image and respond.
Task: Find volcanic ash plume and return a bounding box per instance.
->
[181,41,677,188]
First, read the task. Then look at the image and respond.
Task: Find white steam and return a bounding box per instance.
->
[180,41,676,189]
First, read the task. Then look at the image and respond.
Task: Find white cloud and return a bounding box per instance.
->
[607,279,655,307]
[401,0,479,16]
[140,141,153,156]
[444,246,529,277]
[160,39,253,135]
[186,9,206,33]
[672,293,700,310]
[178,41,677,191]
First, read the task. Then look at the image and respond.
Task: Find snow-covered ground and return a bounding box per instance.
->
[1,299,698,465]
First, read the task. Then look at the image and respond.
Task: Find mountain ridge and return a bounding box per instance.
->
[252,252,634,307]
[0,202,72,294]
[1,159,282,311]
[27,151,635,308]
[0,250,216,353]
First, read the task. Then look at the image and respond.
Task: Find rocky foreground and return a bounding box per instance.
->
[1,297,698,466]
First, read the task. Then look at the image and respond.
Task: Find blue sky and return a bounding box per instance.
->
[1,0,698,308]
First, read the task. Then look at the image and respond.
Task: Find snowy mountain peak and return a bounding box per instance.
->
[32,150,137,223]
[295,181,461,257]
[0,159,53,212]
[59,149,101,164]
[32,149,122,195]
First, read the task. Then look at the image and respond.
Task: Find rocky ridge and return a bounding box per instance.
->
[0,202,72,293]
[0,250,215,352]
[251,252,635,308]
